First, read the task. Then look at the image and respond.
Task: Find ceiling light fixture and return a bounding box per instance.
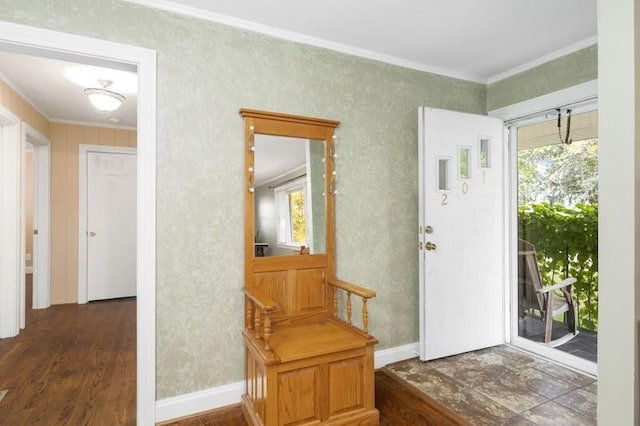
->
[84,79,125,112]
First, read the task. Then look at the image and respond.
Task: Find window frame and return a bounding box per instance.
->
[274,177,309,250]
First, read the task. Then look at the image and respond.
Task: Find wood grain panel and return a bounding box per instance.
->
[49,123,68,305]
[0,76,50,137]
[0,79,18,118]
[65,124,82,302]
[252,254,327,273]
[240,109,339,141]
[245,347,267,423]
[254,271,290,313]
[114,128,130,147]
[329,357,363,416]
[296,268,326,311]
[84,125,100,144]
[128,131,137,148]
[277,366,322,425]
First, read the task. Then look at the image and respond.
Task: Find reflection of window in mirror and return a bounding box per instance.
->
[275,178,308,249]
[253,135,326,257]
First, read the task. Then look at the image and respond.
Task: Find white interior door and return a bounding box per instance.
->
[419,107,505,361]
[87,151,136,301]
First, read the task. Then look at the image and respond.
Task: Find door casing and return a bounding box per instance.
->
[489,79,598,376]
[0,21,157,424]
[22,123,51,316]
[0,104,21,338]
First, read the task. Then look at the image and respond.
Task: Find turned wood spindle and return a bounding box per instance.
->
[263,315,272,351]
[346,292,352,325]
[362,297,369,334]
[247,300,255,331]
[254,309,261,340]
[333,288,338,316]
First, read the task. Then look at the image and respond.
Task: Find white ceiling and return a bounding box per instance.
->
[129,0,597,83]
[0,51,138,128]
[0,1,597,130]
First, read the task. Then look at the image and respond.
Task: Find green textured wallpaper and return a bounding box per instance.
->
[0,0,486,399]
[487,45,597,111]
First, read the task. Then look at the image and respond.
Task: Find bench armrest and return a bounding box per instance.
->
[243,287,278,312]
[329,279,376,299]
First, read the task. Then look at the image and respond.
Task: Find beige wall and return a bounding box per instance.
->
[0,75,137,304]
[49,122,137,304]
[0,79,47,273]
[0,79,49,137]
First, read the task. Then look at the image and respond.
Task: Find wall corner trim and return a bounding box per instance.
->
[155,341,419,422]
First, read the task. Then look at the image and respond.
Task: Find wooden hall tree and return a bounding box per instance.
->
[240,109,379,425]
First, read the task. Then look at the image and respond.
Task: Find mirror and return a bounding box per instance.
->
[241,108,339,262]
[253,135,326,257]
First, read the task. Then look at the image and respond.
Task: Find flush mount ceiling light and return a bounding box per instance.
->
[84,79,125,112]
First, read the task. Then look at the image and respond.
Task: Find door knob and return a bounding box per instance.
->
[426,242,437,251]
[89,231,96,237]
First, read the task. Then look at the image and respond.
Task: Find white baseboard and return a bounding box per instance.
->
[155,380,244,423]
[154,341,419,423]
[374,341,420,369]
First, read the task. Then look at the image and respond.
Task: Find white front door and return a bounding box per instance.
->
[419,107,505,361]
[87,151,137,301]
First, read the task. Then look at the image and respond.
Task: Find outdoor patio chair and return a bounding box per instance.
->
[518,239,579,347]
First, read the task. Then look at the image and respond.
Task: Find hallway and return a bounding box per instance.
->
[0,275,136,425]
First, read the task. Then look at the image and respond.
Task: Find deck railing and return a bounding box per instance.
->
[519,202,598,332]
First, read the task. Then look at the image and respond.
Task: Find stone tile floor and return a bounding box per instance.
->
[385,345,596,425]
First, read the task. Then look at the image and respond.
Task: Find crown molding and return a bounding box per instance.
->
[123,0,487,83]
[49,117,137,131]
[488,36,597,85]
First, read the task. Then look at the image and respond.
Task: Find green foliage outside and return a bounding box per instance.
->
[518,137,599,332]
[519,203,598,331]
[518,139,598,206]
[289,190,306,244]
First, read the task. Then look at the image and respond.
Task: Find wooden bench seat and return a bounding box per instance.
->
[269,321,367,363]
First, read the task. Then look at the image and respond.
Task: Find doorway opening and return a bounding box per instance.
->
[0,21,156,424]
[22,123,51,318]
[510,106,598,374]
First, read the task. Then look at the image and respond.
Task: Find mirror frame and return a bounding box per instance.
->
[240,109,340,284]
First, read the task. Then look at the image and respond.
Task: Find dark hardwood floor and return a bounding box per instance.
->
[375,369,469,425]
[2,276,463,425]
[161,370,467,426]
[0,275,136,425]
